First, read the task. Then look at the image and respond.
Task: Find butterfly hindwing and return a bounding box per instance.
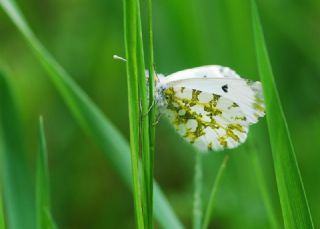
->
[163,86,249,151]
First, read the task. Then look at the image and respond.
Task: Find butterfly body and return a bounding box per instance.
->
[154,65,265,152]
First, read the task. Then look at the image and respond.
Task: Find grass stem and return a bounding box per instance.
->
[202,155,229,229]
[36,117,50,229]
[249,146,280,229]
[193,152,203,229]
[147,0,156,227]
[123,0,145,227]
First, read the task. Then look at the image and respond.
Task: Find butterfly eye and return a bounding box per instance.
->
[222,84,228,93]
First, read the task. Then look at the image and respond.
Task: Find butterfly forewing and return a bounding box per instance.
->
[163,86,249,151]
[165,78,265,124]
[156,65,265,152]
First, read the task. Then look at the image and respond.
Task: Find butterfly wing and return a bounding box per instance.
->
[164,77,265,124]
[159,66,264,124]
[163,86,249,151]
[159,65,241,85]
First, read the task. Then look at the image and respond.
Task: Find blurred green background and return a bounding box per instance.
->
[0,0,319,228]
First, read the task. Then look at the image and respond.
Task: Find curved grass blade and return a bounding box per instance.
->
[251,1,314,228]
[36,117,57,229]
[0,1,183,228]
[0,70,36,229]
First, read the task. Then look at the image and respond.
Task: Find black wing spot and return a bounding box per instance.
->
[222,84,228,93]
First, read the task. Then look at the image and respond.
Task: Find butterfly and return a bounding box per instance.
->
[154,65,265,152]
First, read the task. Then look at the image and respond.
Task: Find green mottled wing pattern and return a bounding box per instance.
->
[163,86,249,151]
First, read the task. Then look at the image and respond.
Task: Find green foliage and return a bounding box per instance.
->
[123,0,155,227]
[146,0,156,227]
[202,155,229,229]
[248,144,280,229]
[36,117,57,229]
[0,71,35,229]
[0,1,182,228]
[123,0,145,227]
[193,152,203,229]
[251,1,314,228]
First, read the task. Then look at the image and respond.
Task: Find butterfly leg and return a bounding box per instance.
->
[142,99,158,117]
[139,98,161,125]
[152,112,162,126]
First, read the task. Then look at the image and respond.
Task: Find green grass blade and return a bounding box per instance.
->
[202,155,229,229]
[135,1,152,227]
[123,0,145,227]
[0,70,36,229]
[248,144,280,229]
[251,1,314,228]
[146,2,156,227]
[36,117,57,229]
[0,1,183,228]
[193,152,203,229]
[146,0,156,227]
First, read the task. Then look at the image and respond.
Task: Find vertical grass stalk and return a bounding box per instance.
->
[251,1,314,228]
[193,152,203,229]
[123,0,145,228]
[202,155,229,229]
[135,0,153,227]
[146,0,156,227]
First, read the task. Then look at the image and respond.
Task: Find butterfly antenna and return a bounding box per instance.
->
[113,55,127,62]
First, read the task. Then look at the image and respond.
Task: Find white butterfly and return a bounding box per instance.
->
[154,65,265,152]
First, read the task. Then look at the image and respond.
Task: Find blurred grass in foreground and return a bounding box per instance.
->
[0,70,35,229]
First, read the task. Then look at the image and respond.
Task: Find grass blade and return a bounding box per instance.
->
[36,117,57,229]
[146,0,156,227]
[251,1,314,228]
[202,155,229,229]
[135,0,152,227]
[248,143,280,229]
[0,1,183,228]
[0,70,35,229]
[123,0,145,227]
[193,152,203,229]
